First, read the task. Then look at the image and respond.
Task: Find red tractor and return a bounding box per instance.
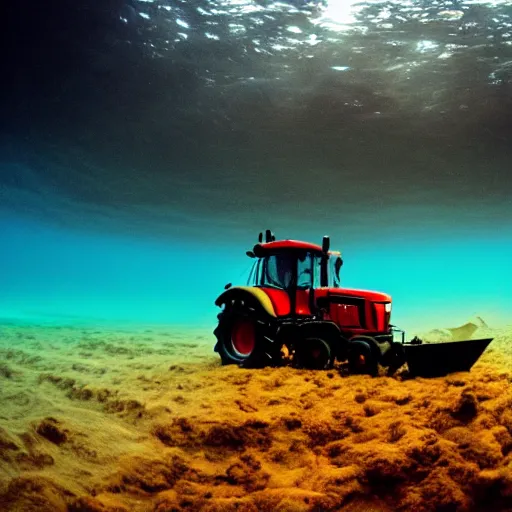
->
[213,230,493,377]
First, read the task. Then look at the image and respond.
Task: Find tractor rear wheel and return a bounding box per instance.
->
[214,298,277,367]
[347,339,378,376]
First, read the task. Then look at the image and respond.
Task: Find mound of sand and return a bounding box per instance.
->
[1,321,512,511]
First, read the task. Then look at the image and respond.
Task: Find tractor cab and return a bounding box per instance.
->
[247,231,343,290]
[247,247,342,290]
[245,230,343,317]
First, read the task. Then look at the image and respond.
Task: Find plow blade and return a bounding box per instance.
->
[403,338,493,378]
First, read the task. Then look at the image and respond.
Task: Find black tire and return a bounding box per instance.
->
[293,337,334,370]
[382,342,407,375]
[347,339,378,376]
[213,298,278,368]
[349,335,386,361]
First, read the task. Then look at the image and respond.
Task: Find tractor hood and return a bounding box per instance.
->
[215,286,391,318]
[322,288,391,303]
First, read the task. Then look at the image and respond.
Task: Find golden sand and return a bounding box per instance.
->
[0,322,511,511]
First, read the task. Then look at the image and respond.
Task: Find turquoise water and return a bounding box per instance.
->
[2,214,510,335]
[0,215,238,329]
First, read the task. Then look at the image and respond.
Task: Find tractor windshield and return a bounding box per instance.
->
[260,253,295,289]
[247,251,321,290]
[297,252,321,289]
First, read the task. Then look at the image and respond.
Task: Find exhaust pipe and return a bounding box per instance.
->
[264,229,276,242]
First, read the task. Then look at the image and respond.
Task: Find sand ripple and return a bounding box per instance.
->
[0,322,512,511]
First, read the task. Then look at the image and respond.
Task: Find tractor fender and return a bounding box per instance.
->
[215,286,276,318]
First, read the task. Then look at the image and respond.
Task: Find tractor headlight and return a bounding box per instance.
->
[385,303,392,313]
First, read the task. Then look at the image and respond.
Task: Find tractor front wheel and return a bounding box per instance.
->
[347,339,378,376]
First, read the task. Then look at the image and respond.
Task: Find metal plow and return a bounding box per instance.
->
[402,337,494,378]
[398,322,494,377]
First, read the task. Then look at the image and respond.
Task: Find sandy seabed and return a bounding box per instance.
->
[1,321,512,512]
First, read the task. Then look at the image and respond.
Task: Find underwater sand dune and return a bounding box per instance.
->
[1,322,512,511]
